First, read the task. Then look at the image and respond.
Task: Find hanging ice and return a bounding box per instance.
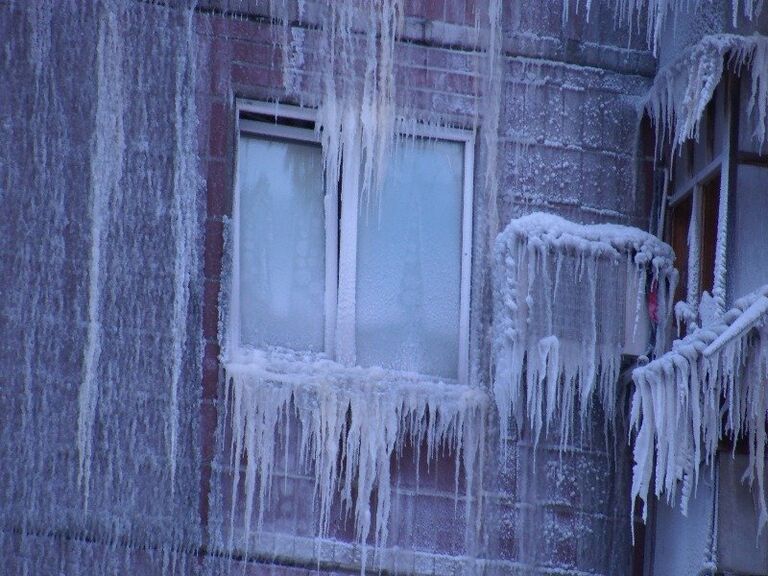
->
[493,213,676,448]
[219,349,487,570]
[631,285,768,533]
[645,34,768,155]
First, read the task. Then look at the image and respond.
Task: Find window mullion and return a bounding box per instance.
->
[324,175,339,356]
[334,120,361,365]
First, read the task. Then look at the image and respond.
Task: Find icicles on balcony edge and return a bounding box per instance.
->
[221,357,487,571]
[610,0,765,53]
[493,212,676,450]
[630,286,768,536]
[645,33,768,158]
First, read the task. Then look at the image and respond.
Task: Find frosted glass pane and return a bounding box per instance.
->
[356,138,464,379]
[728,165,768,302]
[238,135,325,351]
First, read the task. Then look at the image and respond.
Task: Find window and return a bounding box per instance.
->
[661,70,768,329]
[229,101,474,382]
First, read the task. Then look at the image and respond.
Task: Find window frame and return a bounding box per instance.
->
[230,99,475,384]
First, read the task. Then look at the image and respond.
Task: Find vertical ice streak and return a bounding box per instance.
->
[78,3,125,507]
[167,3,200,493]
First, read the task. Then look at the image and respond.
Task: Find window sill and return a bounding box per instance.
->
[223,346,475,396]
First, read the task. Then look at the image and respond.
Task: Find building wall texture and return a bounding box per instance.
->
[0,1,660,575]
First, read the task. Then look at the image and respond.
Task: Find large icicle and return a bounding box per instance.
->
[493,213,676,447]
[645,33,768,156]
[631,284,768,533]
[222,349,486,571]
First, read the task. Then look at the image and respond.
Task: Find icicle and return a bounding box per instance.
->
[645,34,768,158]
[221,351,487,571]
[631,284,768,535]
[493,213,676,450]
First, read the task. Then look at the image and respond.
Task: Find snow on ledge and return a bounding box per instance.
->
[645,33,768,155]
[221,348,487,569]
[493,212,676,448]
[631,284,768,534]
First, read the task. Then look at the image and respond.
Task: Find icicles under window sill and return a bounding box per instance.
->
[631,285,768,535]
[219,350,487,571]
[492,213,676,450]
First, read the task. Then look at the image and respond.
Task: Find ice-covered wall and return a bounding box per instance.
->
[0,1,664,574]
[0,1,204,573]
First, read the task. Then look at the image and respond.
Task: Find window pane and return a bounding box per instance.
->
[356,137,465,379]
[667,194,692,304]
[700,174,720,295]
[728,164,768,301]
[238,135,326,351]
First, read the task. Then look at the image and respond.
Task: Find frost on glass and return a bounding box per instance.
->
[238,135,326,352]
[728,165,768,301]
[356,137,464,379]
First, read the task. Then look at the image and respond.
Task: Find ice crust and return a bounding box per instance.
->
[631,285,768,534]
[493,213,676,447]
[220,349,487,570]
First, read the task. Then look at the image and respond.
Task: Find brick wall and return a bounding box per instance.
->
[196,2,655,574]
[0,1,657,574]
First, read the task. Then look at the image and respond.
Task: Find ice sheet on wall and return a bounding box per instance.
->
[493,213,676,447]
[0,0,204,570]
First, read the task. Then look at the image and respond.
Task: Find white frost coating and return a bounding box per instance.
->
[645,33,768,156]
[223,349,486,570]
[493,213,676,447]
[631,285,768,535]
[78,5,125,507]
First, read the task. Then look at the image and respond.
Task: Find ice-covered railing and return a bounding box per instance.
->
[645,33,768,155]
[631,285,768,534]
[493,213,676,447]
[220,349,487,569]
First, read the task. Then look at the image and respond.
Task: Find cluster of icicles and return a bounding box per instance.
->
[492,213,677,449]
[646,33,768,154]
[221,353,486,570]
[631,286,768,533]
[610,0,766,52]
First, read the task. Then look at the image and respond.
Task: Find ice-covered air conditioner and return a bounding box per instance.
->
[493,213,676,445]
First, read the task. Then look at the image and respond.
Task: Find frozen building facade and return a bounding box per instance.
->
[3,1,768,575]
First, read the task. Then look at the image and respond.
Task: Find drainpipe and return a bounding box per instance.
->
[697,453,720,576]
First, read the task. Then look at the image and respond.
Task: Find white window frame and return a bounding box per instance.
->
[231,99,474,383]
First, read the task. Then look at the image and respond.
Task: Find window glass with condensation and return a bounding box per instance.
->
[237,135,326,352]
[356,138,464,379]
